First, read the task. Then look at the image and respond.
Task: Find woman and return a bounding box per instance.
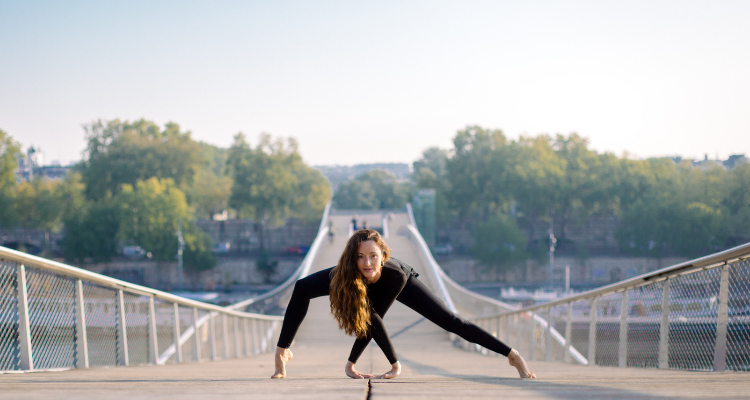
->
[272,229,536,380]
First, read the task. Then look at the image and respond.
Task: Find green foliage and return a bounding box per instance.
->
[333,169,409,210]
[445,126,509,221]
[0,129,21,227]
[423,125,750,262]
[182,224,217,274]
[187,142,232,219]
[472,213,527,271]
[80,119,204,200]
[61,202,120,263]
[227,133,330,249]
[115,177,192,261]
[333,179,378,209]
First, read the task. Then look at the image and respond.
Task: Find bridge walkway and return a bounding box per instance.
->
[1,213,748,399]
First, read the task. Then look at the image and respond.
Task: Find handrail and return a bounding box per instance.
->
[481,240,750,319]
[229,202,331,310]
[0,245,278,320]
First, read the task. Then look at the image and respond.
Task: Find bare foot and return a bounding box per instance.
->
[345,361,375,379]
[271,347,293,379]
[507,349,536,378]
[374,361,401,379]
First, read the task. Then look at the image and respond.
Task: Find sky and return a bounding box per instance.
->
[1,0,749,166]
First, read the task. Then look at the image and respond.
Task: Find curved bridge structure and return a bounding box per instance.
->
[1,203,749,399]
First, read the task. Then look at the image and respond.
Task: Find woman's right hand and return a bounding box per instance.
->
[345,361,375,379]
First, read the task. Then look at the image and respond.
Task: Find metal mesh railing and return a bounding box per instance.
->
[26,266,77,370]
[405,202,750,373]
[0,249,283,372]
[727,258,750,371]
[82,282,118,367]
[0,261,19,371]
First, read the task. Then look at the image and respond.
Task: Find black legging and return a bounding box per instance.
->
[276,259,512,364]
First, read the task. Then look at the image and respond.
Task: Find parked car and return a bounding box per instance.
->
[432,243,452,256]
[283,245,310,255]
[211,242,231,254]
[122,246,146,259]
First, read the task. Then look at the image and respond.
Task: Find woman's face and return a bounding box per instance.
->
[357,240,383,283]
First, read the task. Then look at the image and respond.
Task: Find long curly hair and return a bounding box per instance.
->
[329,229,391,338]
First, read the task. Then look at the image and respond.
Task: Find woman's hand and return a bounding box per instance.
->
[345,361,375,379]
[374,361,401,379]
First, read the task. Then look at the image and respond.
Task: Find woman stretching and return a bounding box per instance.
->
[272,229,536,380]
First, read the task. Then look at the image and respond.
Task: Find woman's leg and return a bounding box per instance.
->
[273,267,333,378]
[276,267,333,348]
[397,276,535,378]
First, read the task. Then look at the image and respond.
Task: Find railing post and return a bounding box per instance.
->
[515,314,522,351]
[243,318,251,357]
[564,302,572,364]
[495,317,501,357]
[250,318,260,355]
[619,290,629,368]
[659,279,671,369]
[74,279,89,368]
[117,289,129,366]
[261,320,268,353]
[17,264,34,371]
[222,313,229,359]
[588,297,598,366]
[528,313,535,360]
[713,264,730,371]
[148,296,158,365]
[209,312,217,361]
[173,303,182,363]
[503,315,509,345]
[192,307,201,362]
[544,308,552,361]
[234,316,241,358]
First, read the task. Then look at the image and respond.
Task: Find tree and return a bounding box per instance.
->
[187,168,232,219]
[115,177,192,261]
[227,133,329,250]
[472,213,527,272]
[61,202,120,263]
[0,129,21,227]
[80,119,204,200]
[445,126,509,221]
[333,169,408,210]
[333,179,378,209]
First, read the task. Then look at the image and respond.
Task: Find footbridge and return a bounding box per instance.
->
[1,204,749,399]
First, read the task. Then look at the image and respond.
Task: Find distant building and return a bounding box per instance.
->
[15,145,73,181]
[314,163,411,191]
[679,153,748,171]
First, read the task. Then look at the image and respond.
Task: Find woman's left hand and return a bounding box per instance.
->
[373,361,401,379]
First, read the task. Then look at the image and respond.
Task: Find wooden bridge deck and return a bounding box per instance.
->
[2,214,747,399]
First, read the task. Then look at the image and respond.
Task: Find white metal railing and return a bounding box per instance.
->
[0,246,282,372]
[475,242,750,371]
[403,204,750,371]
[0,203,332,372]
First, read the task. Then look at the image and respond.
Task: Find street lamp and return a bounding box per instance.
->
[177,221,185,292]
[549,210,557,286]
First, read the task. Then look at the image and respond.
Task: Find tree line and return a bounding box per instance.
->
[408,126,750,271]
[0,121,330,273]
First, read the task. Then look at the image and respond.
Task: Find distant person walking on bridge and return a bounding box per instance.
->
[272,229,536,380]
